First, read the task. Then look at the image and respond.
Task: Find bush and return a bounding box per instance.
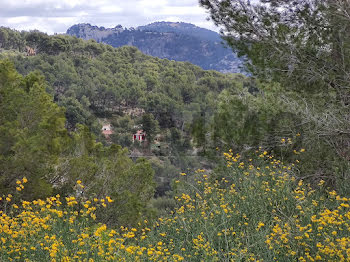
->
[1,149,350,261]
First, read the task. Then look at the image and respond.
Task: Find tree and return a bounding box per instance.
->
[0,27,25,51]
[140,113,159,144]
[199,0,350,186]
[0,60,68,199]
[199,1,329,89]
[58,96,94,130]
[199,0,350,101]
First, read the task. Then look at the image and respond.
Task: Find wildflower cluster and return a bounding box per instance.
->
[140,148,350,261]
[0,181,117,261]
[1,148,350,261]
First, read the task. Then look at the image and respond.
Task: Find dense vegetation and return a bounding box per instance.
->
[199,0,350,194]
[0,60,155,227]
[2,149,350,261]
[0,27,252,198]
[1,0,350,260]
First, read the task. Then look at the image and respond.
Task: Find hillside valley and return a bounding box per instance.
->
[0,26,251,199]
[2,1,350,259]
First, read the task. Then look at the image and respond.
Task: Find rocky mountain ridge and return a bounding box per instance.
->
[66,22,244,73]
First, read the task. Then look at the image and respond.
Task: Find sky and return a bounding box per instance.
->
[0,0,219,34]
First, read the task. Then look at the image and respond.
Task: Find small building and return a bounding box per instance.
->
[102,124,113,138]
[133,130,146,142]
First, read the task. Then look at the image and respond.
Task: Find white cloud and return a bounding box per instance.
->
[6,16,30,24]
[0,0,219,34]
[98,6,123,14]
[161,6,206,16]
[163,16,182,22]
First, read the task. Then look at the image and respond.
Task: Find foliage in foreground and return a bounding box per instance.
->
[0,60,156,227]
[1,148,350,261]
[200,0,350,190]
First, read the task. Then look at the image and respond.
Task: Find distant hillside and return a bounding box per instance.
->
[66,22,244,73]
[138,22,221,42]
[0,26,247,134]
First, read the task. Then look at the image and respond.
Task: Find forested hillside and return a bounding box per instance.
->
[0,26,250,197]
[2,0,350,259]
[66,22,243,73]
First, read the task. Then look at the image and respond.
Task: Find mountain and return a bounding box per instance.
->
[137,22,221,42]
[66,22,244,73]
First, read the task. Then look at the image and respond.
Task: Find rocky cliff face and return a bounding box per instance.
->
[66,22,244,73]
[67,23,124,42]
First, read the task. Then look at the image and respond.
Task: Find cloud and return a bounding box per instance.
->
[0,0,218,34]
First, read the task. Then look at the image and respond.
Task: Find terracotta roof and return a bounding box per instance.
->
[102,130,113,135]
